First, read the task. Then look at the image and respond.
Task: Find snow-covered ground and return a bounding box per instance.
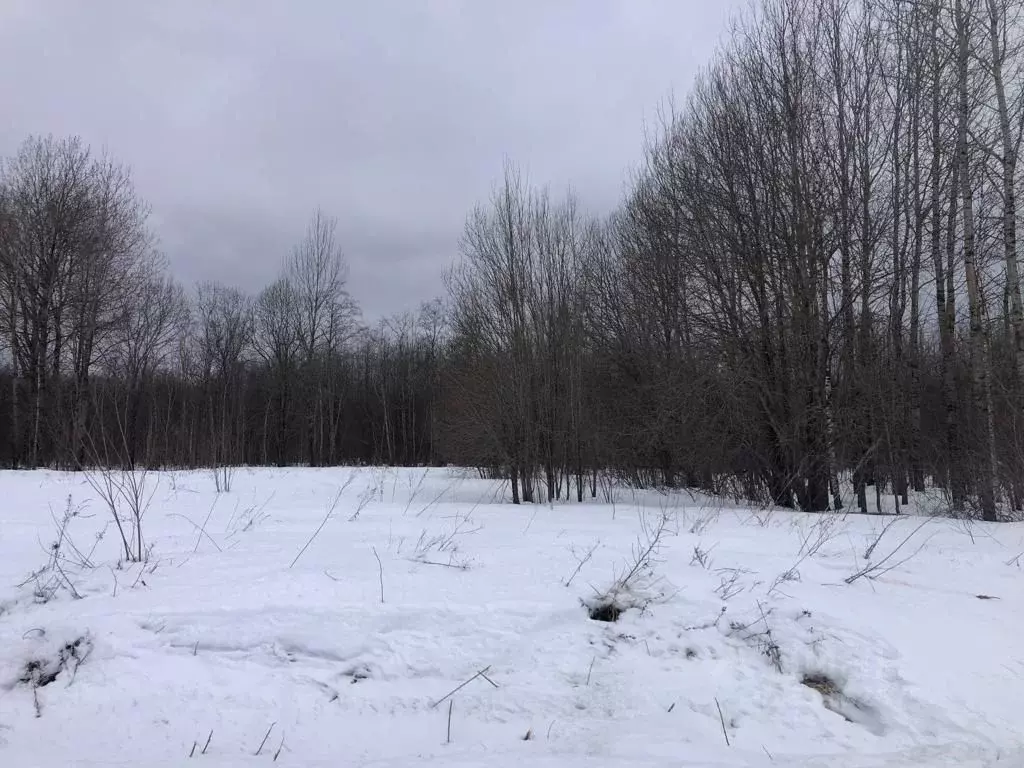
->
[0,467,1022,767]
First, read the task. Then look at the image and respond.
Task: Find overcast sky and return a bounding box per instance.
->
[0,0,740,320]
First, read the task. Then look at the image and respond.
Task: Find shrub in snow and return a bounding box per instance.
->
[407,510,479,570]
[211,463,236,493]
[19,496,102,604]
[82,464,157,564]
[18,635,91,689]
[726,603,783,672]
[584,510,674,622]
[4,631,93,718]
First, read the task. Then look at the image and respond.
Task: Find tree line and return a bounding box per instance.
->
[3,0,1024,519]
[445,0,1024,519]
[0,136,444,473]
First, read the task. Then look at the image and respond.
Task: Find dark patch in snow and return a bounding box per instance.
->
[18,636,91,689]
[587,601,622,623]
[802,673,841,698]
[801,673,885,736]
[340,663,374,683]
[15,634,93,717]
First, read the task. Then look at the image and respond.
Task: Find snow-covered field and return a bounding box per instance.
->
[0,467,1022,767]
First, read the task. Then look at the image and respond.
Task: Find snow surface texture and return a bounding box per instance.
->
[0,467,1022,767]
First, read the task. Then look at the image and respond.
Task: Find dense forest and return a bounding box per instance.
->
[3,0,1024,520]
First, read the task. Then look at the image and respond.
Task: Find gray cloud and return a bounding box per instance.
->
[0,0,740,319]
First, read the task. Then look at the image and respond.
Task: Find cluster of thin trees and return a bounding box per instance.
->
[0,136,444,473]
[3,0,1024,520]
[446,0,1024,519]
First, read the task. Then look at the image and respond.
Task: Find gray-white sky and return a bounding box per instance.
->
[0,0,740,320]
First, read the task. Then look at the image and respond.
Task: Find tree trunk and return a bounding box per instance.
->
[957,0,997,521]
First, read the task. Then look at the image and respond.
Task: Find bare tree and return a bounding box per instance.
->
[955,0,998,520]
[253,277,300,465]
[193,282,253,473]
[0,135,153,468]
[288,210,359,465]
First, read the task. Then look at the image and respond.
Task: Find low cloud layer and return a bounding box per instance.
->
[0,0,739,318]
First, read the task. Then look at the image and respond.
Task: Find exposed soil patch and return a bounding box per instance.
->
[802,673,841,699]
[587,601,622,622]
[801,672,885,736]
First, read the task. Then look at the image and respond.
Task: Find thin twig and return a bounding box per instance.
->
[373,546,384,603]
[202,730,213,755]
[715,698,730,747]
[563,541,599,587]
[430,666,493,708]
[864,516,904,560]
[446,700,453,744]
[290,491,342,569]
[168,513,223,553]
[254,722,276,756]
[193,498,219,554]
[130,561,148,589]
[273,732,285,761]
[846,518,934,584]
[523,507,538,534]
[56,562,83,599]
[412,559,469,570]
